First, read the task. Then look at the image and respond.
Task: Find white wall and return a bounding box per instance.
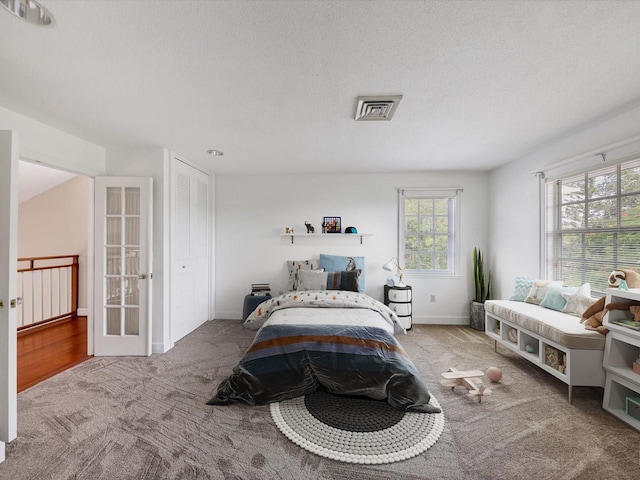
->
[215,171,490,324]
[489,104,640,299]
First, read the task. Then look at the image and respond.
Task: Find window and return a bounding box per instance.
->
[399,188,460,275]
[545,158,640,294]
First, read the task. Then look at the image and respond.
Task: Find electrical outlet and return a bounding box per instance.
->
[430,295,436,302]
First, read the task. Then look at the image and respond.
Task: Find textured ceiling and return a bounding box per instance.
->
[1,0,640,174]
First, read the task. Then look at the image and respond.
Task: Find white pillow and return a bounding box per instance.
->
[286,260,319,291]
[296,270,328,291]
[561,282,597,317]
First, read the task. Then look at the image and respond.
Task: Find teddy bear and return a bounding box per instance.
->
[580,268,640,335]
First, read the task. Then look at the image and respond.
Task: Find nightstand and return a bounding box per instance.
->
[242,294,271,321]
[384,285,412,330]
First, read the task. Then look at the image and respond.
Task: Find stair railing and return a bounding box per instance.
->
[16,255,79,330]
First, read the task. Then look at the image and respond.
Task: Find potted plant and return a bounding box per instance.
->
[470,247,492,331]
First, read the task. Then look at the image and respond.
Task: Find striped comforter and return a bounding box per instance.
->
[208,292,440,413]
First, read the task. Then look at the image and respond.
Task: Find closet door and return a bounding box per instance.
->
[171,157,209,344]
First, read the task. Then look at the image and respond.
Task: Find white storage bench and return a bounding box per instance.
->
[484,300,606,403]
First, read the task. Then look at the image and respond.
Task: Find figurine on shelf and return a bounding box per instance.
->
[321,222,326,233]
[304,221,315,234]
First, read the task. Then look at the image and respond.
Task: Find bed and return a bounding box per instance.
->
[207,290,440,413]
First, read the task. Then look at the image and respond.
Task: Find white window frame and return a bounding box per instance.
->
[544,154,640,294]
[398,188,461,277]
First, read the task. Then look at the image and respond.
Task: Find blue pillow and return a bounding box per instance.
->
[509,276,535,302]
[319,254,365,291]
[540,285,577,311]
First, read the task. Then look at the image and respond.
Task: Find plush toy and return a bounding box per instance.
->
[580,268,640,335]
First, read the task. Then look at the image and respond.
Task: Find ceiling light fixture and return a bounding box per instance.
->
[207,149,224,156]
[355,95,403,121]
[0,0,55,26]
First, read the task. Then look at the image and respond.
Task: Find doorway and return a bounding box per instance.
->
[16,161,93,390]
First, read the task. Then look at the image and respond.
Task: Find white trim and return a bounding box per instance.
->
[537,172,546,278]
[411,315,469,325]
[152,341,172,354]
[171,152,212,176]
[398,187,462,198]
[539,135,640,181]
[86,178,94,356]
[398,187,462,276]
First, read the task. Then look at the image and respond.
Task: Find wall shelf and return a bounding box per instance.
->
[281,233,372,245]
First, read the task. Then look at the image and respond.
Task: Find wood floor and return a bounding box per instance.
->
[18,316,92,393]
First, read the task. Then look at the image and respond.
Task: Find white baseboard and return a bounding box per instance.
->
[214,311,243,321]
[411,315,469,325]
[152,341,174,354]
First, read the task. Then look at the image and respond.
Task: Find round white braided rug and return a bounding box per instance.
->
[270,391,444,464]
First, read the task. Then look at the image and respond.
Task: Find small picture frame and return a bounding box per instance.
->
[323,216,341,233]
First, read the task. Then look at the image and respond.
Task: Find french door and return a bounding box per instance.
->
[0,131,19,462]
[94,177,153,356]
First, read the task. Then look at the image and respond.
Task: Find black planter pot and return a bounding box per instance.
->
[470,301,485,331]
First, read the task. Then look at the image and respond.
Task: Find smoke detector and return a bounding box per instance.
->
[354,95,403,121]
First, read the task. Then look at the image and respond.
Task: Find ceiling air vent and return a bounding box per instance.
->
[354,95,403,121]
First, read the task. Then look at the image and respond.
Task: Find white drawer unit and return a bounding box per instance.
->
[387,287,412,303]
[388,302,412,317]
[384,284,412,330]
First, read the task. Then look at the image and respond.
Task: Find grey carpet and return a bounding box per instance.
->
[0,321,639,479]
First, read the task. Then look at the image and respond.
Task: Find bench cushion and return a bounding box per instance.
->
[485,300,605,350]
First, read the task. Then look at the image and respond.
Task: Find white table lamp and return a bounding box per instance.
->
[383,257,405,286]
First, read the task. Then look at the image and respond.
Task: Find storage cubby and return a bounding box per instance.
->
[603,288,640,334]
[602,288,640,431]
[503,324,519,345]
[485,315,501,340]
[543,343,566,374]
[604,332,640,379]
[603,374,640,429]
[519,331,539,360]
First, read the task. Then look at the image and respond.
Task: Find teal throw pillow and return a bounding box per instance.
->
[509,276,535,302]
[540,285,577,311]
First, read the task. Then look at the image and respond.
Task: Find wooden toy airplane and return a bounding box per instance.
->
[441,367,491,403]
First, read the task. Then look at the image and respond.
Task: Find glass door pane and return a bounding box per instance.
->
[103,186,141,337]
